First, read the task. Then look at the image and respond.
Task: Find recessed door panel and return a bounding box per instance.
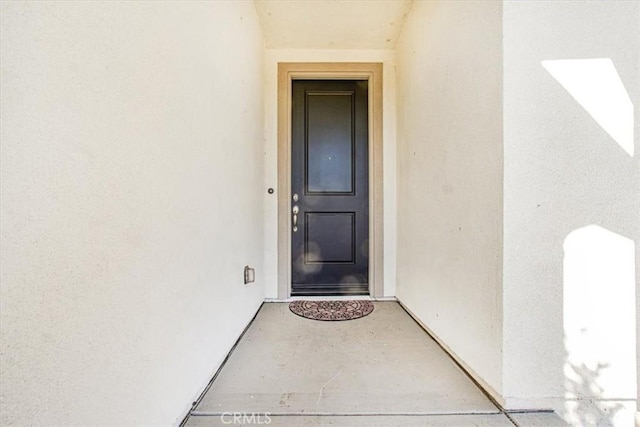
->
[306,93,354,194]
[305,212,355,264]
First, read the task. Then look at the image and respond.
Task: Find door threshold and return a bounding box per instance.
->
[291,287,369,298]
[265,296,397,303]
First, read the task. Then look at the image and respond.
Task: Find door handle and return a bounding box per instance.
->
[292,205,299,232]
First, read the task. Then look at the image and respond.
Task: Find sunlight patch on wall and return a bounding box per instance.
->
[543,58,634,157]
[563,225,636,426]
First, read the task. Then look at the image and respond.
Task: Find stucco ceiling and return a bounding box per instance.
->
[254,0,414,49]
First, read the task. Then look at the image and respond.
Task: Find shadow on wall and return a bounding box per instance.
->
[547,57,637,426]
[564,359,625,427]
[564,227,636,427]
[542,58,634,157]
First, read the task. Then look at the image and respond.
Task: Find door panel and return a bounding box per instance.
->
[291,80,369,296]
[306,93,354,193]
[305,212,355,263]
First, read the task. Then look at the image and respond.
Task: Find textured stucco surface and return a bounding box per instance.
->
[254,0,413,49]
[395,0,504,397]
[502,1,639,424]
[0,1,265,424]
[2,1,637,425]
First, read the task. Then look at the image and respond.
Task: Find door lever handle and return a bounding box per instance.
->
[292,205,299,232]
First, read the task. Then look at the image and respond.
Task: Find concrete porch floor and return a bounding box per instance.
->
[184,302,567,426]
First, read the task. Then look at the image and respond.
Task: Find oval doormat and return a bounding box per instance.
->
[289,300,374,321]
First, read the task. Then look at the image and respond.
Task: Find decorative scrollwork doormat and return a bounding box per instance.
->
[289,300,374,321]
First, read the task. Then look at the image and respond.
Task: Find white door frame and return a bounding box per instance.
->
[277,62,384,299]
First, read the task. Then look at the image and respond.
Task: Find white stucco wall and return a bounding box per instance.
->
[263,49,398,298]
[394,1,504,398]
[502,1,639,424]
[0,2,265,425]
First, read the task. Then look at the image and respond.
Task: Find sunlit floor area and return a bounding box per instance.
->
[183,302,568,426]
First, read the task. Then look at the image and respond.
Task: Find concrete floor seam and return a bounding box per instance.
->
[180,302,265,427]
[190,411,504,417]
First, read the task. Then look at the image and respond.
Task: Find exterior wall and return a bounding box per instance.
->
[394,1,504,398]
[2,1,636,425]
[263,49,398,298]
[0,1,265,425]
[502,2,639,425]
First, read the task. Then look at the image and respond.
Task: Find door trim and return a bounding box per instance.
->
[277,62,383,298]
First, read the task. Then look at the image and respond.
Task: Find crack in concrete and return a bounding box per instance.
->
[316,367,344,406]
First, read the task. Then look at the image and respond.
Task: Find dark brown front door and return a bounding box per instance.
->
[291,80,369,296]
